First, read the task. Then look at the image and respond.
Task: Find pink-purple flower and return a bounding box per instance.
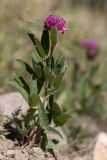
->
[44,14,68,34]
[80,39,100,60]
[80,39,99,50]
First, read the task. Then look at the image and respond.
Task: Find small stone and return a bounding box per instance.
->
[93,132,107,160]
[32,147,45,159]
[7,149,15,158]
[0,154,5,160]
[15,150,28,160]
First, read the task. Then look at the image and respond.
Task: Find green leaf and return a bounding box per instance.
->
[40,133,48,151]
[30,79,37,95]
[46,127,63,139]
[28,32,45,58]
[52,102,62,125]
[25,108,36,128]
[28,32,36,46]
[29,93,40,107]
[52,102,62,118]
[54,73,64,89]
[55,113,72,126]
[13,72,30,93]
[38,102,49,129]
[35,37,45,58]
[33,63,43,79]
[47,95,53,123]
[16,59,34,75]
[32,52,42,64]
[13,72,30,102]
[90,64,99,76]
[54,56,65,74]
[50,27,57,46]
[13,81,29,103]
[41,29,50,55]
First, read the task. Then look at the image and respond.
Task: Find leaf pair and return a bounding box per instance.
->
[28,33,45,58]
[28,27,57,58]
[52,102,72,126]
[41,27,57,55]
[28,29,50,58]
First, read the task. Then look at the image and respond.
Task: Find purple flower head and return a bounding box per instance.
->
[80,39,100,50]
[44,14,68,34]
[80,39,100,60]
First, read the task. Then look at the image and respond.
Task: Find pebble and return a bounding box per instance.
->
[6,149,15,158]
[0,154,5,160]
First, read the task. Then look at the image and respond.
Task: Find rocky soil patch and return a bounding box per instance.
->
[0,92,69,160]
[0,138,69,160]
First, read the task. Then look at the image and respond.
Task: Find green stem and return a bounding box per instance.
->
[50,45,55,69]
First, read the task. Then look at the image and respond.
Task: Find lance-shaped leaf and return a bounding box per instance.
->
[28,32,45,58]
[33,63,43,79]
[38,102,49,129]
[55,113,72,126]
[13,72,30,93]
[16,59,34,75]
[47,95,53,124]
[46,127,63,139]
[13,81,29,103]
[90,64,99,77]
[28,32,36,46]
[40,133,48,151]
[53,72,65,89]
[52,102,62,125]
[52,102,62,117]
[29,93,40,108]
[13,72,30,103]
[50,27,57,46]
[35,37,45,58]
[41,29,50,55]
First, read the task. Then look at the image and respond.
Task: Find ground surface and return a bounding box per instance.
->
[0,138,69,160]
[0,92,69,160]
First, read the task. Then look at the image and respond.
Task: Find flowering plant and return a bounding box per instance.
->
[12,14,71,150]
[71,39,105,118]
[80,39,100,60]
